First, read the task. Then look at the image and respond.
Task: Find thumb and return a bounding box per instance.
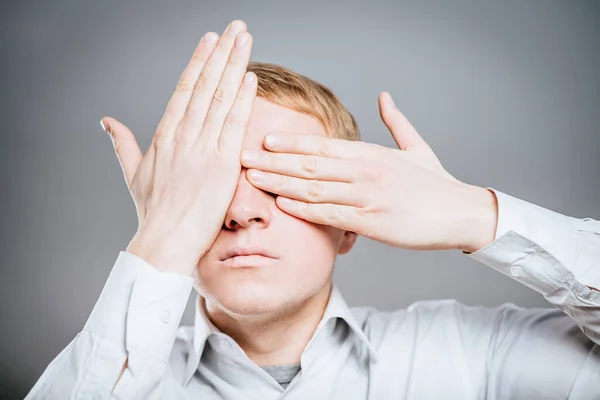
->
[100,116,143,190]
[378,92,427,151]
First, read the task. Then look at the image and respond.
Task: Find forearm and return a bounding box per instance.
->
[126,229,206,277]
[26,251,194,399]
[459,185,599,291]
[466,188,600,344]
[455,185,498,254]
[25,330,127,399]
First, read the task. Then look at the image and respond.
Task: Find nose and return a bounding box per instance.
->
[223,169,272,230]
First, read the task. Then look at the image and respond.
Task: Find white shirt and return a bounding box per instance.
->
[26,189,600,399]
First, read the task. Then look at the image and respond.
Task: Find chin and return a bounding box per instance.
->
[205,280,296,318]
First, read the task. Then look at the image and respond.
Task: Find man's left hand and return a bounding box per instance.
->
[241,92,498,253]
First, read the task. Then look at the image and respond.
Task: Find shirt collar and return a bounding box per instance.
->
[183,284,378,386]
[183,293,222,385]
[318,284,379,362]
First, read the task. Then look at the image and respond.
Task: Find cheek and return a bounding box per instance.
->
[293,223,340,259]
[281,221,341,276]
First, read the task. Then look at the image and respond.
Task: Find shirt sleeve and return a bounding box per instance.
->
[467,188,600,345]
[25,251,194,399]
[427,300,600,399]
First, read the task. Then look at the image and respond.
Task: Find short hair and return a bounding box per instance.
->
[247,62,360,141]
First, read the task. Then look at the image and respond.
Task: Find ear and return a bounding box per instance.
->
[338,231,358,255]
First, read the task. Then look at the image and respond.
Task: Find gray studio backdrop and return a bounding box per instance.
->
[2,0,599,397]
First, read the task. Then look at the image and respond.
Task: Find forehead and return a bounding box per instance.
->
[243,97,326,150]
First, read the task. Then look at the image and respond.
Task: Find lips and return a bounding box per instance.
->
[220,246,278,267]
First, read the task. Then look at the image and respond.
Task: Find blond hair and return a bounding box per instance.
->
[247,62,360,141]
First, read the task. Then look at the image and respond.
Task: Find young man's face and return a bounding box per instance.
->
[195,97,357,316]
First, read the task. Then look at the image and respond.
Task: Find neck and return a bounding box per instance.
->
[204,283,332,367]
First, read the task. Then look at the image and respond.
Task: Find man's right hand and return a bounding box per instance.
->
[99,20,256,276]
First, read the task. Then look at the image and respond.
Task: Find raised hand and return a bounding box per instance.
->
[100,20,257,275]
[240,92,498,253]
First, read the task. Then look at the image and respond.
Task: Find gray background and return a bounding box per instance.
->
[2,0,599,397]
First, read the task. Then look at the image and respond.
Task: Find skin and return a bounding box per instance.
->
[195,98,357,366]
[102,20,259,386]
[104,18,594,386]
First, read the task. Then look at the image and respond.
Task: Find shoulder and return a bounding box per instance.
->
[350,299,549,346]
[351,298,545,327]
[351,298,486,329]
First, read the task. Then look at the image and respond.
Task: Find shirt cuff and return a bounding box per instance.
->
[83,251,194,363]
[467,188,600,292]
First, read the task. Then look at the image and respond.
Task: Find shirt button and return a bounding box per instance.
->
[159,309,172,324]
[509,266,522,277]
[220,339,232,351]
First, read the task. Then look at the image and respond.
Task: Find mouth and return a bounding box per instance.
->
[220,246,279,268]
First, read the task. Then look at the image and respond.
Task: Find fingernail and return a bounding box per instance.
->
[235,32,249,48]
[203,32,218,45]
[265,134,280,148]
[241,149,259,164]
[228,20,245,35]
[244,72,256,85]
[100,118,108,134]
[386,92,395,107]
[248,170,266,184]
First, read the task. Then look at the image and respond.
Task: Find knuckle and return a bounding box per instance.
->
[357,205,372,220]
[302,155,319,176]
[191,48,207,63]
[307,179,322,199]
[319,137,333,156]
[152,129,169,148]
[151,135,162,151]
[194,74,210,92]
[324,205,338,224]
[265,153,275,168]
[153,124,168,141]
[223,112,242,130]
[172,128,189,147]
[212,86,229,105]
[175,79,194,94]
[300,201,311,216]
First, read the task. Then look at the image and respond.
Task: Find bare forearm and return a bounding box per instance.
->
[457,186,499,254]
[126,230,202,277]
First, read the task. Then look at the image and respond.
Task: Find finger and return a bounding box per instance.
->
[275,196,360,230]
[378,92,427,151]
[217,71,258,153]
[154,32,219,144]
[101,117,143,189]
[240,149,356,182]
[262,132,369,159]
[246,170,363,206]
[179,20,247,145]
[198,31,253,147]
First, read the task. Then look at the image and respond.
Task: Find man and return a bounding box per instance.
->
[27,20,600,399]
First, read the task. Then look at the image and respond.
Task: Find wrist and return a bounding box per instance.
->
[126,231,199,277]
[457,185,499,254]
